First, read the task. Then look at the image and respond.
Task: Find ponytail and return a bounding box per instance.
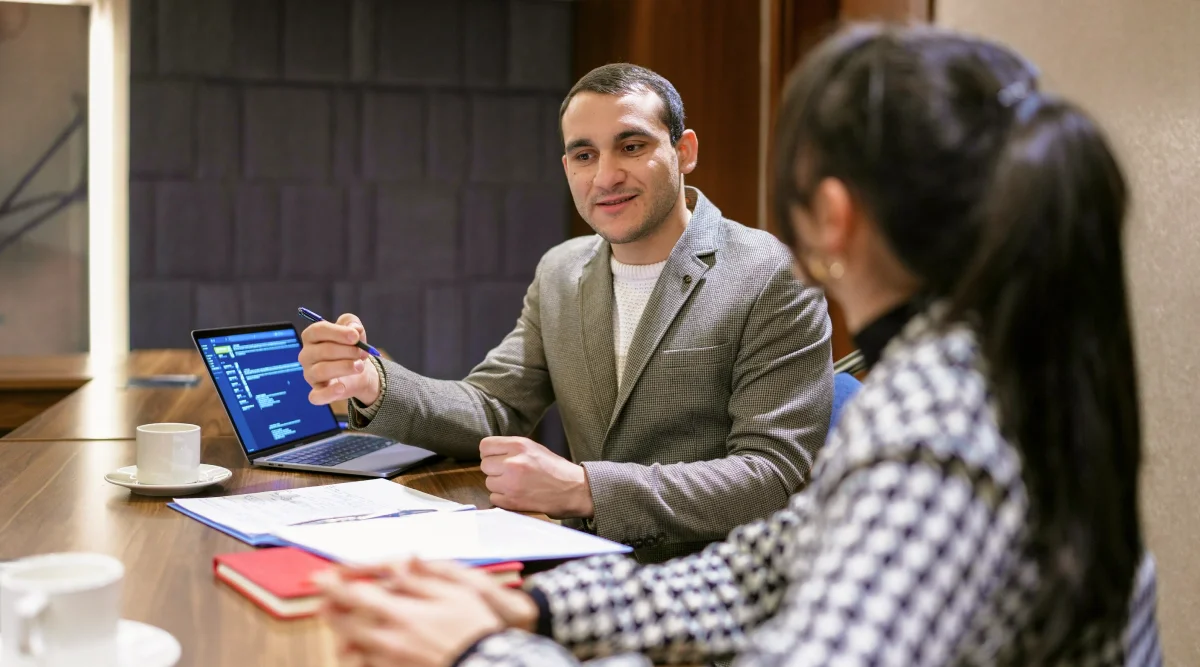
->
[951,95,1142,657]
[774,25,1144,655]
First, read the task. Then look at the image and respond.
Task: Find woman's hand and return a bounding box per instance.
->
[314,558,538,667]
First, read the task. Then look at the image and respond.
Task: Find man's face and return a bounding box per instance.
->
[560,90,684,245]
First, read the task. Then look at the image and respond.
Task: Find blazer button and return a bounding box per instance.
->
[683,275,693,284]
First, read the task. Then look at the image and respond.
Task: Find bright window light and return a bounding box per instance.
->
[87,0,129,359]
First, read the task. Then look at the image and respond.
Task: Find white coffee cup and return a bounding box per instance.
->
[135,423,201,485]
[0,552,124,667]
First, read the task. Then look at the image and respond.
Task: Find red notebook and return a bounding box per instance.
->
[214,547,333,619]
[478,560,525,587]
[214,548,526,619]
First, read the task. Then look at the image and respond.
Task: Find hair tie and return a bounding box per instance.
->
[998,76,1044,124]
[997,79,1035,107]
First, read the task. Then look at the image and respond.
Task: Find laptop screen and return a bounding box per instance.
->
[195,326,339,455]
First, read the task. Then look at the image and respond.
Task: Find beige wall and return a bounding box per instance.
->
[0,3,89,354]
[938,0,1200,661]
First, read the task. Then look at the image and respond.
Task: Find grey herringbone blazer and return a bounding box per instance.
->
[349,187,833,562]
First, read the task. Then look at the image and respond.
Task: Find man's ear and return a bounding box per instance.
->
[675,129,699,175]
[812,177,855,255]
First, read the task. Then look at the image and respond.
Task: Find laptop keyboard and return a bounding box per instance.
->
[269,435,393,467]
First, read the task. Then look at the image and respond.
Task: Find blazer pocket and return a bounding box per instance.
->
[656,343,733,368]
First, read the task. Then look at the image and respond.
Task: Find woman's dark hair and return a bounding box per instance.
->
[774,23,1142,659]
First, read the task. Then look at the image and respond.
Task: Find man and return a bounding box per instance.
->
[298,63,833,563]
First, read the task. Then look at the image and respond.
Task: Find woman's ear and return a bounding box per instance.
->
[811,177,855,256]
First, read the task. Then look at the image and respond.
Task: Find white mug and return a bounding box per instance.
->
[0,552,124,667]
[135,423,201,485]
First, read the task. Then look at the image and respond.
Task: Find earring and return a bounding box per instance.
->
[828,261,845,280]
[805,257,828,283]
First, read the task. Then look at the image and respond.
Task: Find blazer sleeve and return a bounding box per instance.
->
[583,258,834,547]
[346,259,556,461]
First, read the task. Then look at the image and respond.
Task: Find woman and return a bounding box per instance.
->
[315,23,1161,666]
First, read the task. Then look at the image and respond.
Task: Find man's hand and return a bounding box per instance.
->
[298,313,381,407]
[314,559,507,667]
[479,437,595,518]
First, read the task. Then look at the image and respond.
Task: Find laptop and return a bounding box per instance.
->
[192,322,440,478]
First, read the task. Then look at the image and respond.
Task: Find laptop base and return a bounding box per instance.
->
[256,442,441,479]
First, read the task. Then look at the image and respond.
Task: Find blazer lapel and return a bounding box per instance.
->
[578,239,619,429]
[606,188,720,434]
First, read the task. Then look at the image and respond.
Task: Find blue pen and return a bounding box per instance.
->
[297,307,381,357]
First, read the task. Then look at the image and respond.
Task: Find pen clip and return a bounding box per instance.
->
[297,307,323,323]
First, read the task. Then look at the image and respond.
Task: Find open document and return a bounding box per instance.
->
[273,508,632,566]
[168,479,474,546]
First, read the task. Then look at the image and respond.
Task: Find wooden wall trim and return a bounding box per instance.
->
[571,0,763,234]
[841,0,932,21]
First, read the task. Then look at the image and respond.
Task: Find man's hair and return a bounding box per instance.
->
[559,63,686,146]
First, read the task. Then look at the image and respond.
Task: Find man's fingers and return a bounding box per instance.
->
[298,340,363,368]
[484,475,504,495]
[308,383,344,405]
[479,436,524,458]
[309,383,342,403]
[489,492,520,511]
[479,455,508,477]
[309,375,364,405]
[335,313,370,345]
[302,320,363,346]
[336,312,363,329]
[304,358,365,387]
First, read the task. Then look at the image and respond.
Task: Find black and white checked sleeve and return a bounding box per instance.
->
[455,454,1025,667]
[733,457,1024,666]
[460,498,811,667]
[456,630,650,667]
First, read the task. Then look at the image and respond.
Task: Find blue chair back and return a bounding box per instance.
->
[829,371,863,431]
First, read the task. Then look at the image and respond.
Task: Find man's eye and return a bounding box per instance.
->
[623,144,643,152]
[575,152,593,162]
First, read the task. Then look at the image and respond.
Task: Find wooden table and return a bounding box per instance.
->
[0,351,499,666]
[0,350,348,440]
[0,437,491,666]
[0,353,97,436]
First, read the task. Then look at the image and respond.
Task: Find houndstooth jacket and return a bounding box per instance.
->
[455,311,1162,667]
[349,187,834,563]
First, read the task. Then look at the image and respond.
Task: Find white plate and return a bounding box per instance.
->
[104,464,232,497]
[0,618,181,667]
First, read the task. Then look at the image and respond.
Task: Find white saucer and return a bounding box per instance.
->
[104,464,232,496]
[0,618,181,667]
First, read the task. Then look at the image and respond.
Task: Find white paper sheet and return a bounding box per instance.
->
[172,479,473,538]
[272,508,632,566]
